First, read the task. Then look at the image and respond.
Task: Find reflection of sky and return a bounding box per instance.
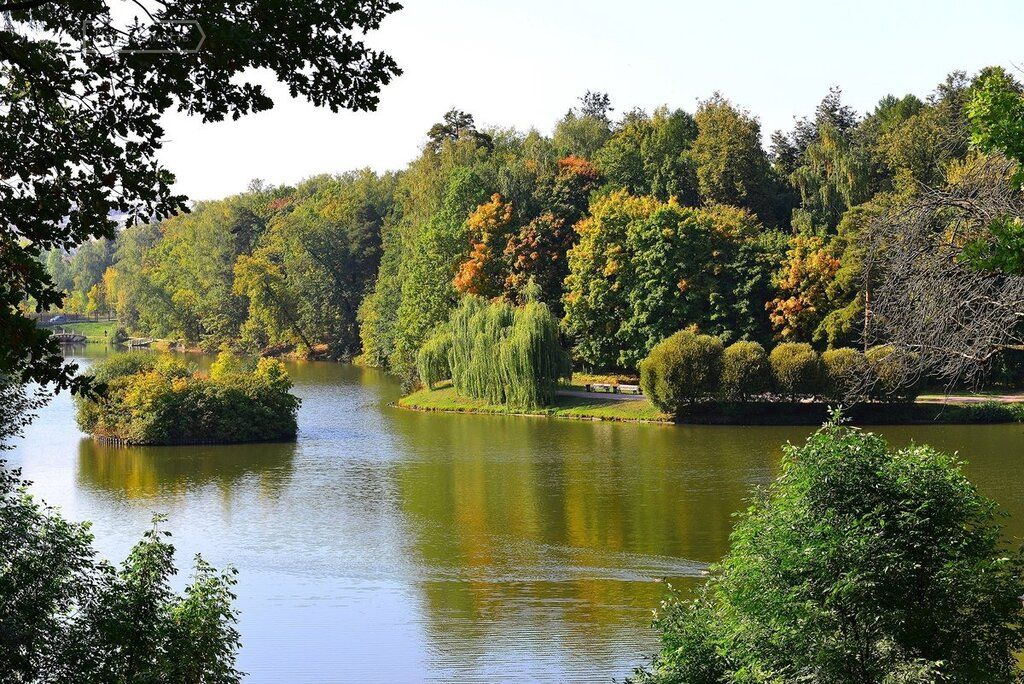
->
[8,348,1024,682]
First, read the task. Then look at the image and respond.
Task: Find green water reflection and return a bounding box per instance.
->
[77,439,297,501]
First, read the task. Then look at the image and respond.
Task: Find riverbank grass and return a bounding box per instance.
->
[52,320,118,342]
[399,386,671,423]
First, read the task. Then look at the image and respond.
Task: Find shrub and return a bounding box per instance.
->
[75,351,300,445]
[821,347,868,401]
[866,345,921,401]
[639,330,723,414]
[0,462,242,682]
[720,341,770,401]
[769,342,821,401]
[636,419,1024,683]
[111,326,129,346]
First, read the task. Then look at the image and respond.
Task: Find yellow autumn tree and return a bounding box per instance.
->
[453,193,514,298]
[766,234,841,342]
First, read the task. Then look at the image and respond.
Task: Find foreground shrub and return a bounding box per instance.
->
[76,351,300,445]
[427,295,571,409]
[639,330,723,414]
[866,345,921,401]
[821,347,868,401]
[636,418,1024,683]
[0,465,241,682]
[769,342,821,401]
[719,341,770,401]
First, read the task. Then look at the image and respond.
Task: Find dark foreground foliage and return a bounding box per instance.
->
[75,351,299,445]
[635,418,1024,683]
[0,466,241,683]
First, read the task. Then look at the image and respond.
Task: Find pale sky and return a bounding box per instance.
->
[160,0,1024,200]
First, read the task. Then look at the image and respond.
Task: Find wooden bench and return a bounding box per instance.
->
[584,382,643,395]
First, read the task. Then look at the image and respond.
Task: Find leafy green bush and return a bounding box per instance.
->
[821,347,868,401]
[75,352,300,445]
[111,326,129,346]
[719,341,770,401]
[0,466,242,682]
[639,330,723,414]
[866,345,921,401]
[636,419,1024,683]
[769,342,821,401]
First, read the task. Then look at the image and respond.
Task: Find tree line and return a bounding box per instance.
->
[40,68,1024,389]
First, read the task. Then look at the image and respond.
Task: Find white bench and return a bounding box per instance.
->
[584,382,642,395]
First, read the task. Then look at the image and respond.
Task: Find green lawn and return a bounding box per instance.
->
[398,386,671,423]
[50,320,118,343]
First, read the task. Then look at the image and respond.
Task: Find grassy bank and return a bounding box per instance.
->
[51,320,118,343]
[398,386,672,423]
[399,387,1024,426]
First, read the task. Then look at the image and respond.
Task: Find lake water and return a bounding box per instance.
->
[8,348,1024,682]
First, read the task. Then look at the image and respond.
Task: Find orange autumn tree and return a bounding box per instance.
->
[504,156,601,306]
[454,193,515,298]
[767,234,841,342]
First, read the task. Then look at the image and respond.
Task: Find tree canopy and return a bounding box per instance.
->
[2,0,401,391]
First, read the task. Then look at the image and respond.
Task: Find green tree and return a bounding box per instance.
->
[563,192,774,370]
[504,155,602,307]
[552,92,614,159]
[432,294,570,409]
[251,172,395,357]
[392,169,488,377]
[1,0,401,392]
[691,94,783,225]
[637,420,1024,683]
[426,109,494,153]
[594,107,698,203]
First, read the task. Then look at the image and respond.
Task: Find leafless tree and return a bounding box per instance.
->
[865,154,1024,389]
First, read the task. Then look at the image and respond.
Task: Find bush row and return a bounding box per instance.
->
[76,351,300,445]
[639,330,919,415]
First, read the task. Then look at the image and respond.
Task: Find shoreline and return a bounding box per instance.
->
[397,386,673,423]
[398,387,1024,426]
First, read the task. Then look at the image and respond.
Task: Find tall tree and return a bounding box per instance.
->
[690,94,784,226]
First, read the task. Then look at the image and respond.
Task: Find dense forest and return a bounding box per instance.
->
[42,68,1023,386]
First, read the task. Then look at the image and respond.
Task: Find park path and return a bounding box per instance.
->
[917,393,1024,404]
[557,389,646,401]
[558,390,1024,404]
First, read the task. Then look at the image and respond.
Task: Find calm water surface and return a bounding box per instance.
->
[8,348,1024,682]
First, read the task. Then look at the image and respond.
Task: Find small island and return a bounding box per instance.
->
[76,351,300,445]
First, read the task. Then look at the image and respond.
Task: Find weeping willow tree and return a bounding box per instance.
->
[416,327,453,390]
[417,291,571,409]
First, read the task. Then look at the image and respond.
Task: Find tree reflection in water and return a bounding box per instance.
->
[77,438,297,501]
